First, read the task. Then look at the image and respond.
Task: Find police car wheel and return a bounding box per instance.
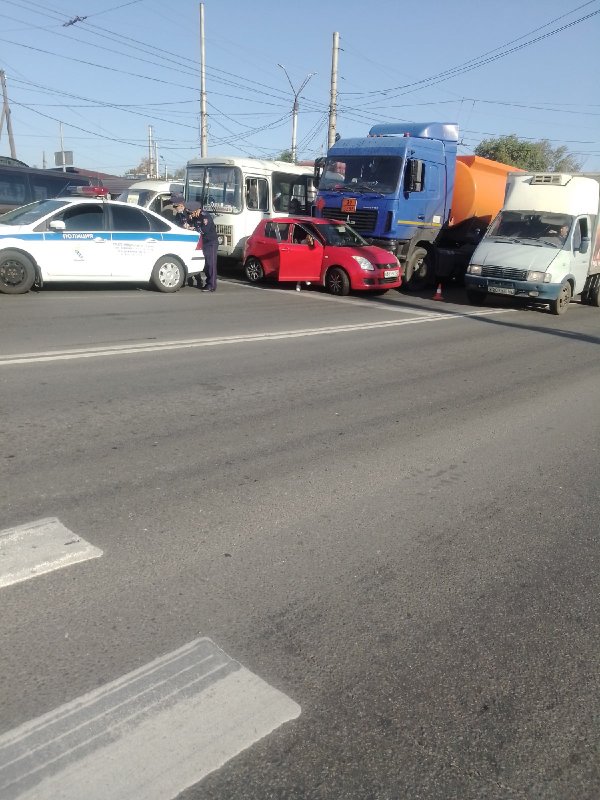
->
[0,249,36,294]
[151,256,184,292]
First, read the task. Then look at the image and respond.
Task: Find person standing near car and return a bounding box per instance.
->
[172,196,192,229]
[192,206,218,292]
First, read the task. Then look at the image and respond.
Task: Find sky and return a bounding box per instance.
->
[0,0,599,176]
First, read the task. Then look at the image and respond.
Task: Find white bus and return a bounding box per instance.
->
[184,156,316,259]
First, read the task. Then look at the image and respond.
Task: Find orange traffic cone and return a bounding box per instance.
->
[432,283,444,301]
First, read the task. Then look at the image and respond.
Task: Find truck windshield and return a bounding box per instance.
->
[186,166,243,213]
[306,222,368,247]
[488,211,574,248]
[0,199,69,225]
[319,156,401,195]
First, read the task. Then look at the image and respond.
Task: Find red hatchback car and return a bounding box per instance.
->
[243,216,402,295]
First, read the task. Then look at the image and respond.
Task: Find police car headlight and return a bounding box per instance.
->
[353,256,375,271]
[467,264,482,275]
[527,270,551,283]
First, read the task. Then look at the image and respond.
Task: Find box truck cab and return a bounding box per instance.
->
[465,173,600,315]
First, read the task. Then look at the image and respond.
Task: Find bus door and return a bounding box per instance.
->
[245,176,269,227]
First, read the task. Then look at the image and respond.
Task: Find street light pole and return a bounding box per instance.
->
[277,64,315,164]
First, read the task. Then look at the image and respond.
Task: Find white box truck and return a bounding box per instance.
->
[465,172,600,314]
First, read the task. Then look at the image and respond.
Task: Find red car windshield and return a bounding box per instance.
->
[304,222,367,247]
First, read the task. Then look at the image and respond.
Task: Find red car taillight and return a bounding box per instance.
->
[195,236,203,251]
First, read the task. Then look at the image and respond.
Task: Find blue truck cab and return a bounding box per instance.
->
[315,122,459,287]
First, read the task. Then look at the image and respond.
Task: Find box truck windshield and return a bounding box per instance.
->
[488,211,574,248]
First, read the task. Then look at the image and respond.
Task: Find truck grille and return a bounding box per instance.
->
[322,206,378,232]
[482,265,528,281]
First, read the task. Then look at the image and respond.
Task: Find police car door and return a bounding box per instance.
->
[41,203,111,278]
[109,204,160,279]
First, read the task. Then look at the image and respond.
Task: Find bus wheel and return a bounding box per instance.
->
[0,250,36,294]
[244,258,264,283]
[326,266,350,296]
[549,281,572,315]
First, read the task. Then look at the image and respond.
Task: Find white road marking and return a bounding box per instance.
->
[0,308,510,367]
[0,637,300,800]
[0,518,102,589]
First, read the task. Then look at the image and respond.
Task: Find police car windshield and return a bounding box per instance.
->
[0,199,69,225]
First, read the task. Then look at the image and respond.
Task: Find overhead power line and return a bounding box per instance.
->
[358,3,600,105]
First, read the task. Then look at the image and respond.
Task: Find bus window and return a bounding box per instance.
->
[245,177,268,211]
[273,171,312,213]
[31,174,72,201]
[0,172,27,206]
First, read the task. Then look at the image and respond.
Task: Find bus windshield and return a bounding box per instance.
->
[319,156,402,195]
[186,166,243,213]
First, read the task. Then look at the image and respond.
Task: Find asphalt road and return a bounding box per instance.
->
[1,276,599,799]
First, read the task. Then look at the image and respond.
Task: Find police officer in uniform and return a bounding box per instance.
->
[191,205,218,292]
[171,195,192,229]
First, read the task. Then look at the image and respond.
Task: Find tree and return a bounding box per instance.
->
[276,149,294,163]
[124,157,152,178]
[474,134,581,172]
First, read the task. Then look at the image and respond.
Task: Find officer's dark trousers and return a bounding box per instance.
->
[203,241,218,290]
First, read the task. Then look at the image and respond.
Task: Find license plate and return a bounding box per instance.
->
[341,198,357,213]
[488,286,515,295]
[384,269,399,278]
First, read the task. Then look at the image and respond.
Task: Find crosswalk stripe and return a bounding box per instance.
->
[0,518,102,589]
[0,637,301,800]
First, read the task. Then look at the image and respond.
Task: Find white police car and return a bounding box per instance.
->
[0,188,205,294]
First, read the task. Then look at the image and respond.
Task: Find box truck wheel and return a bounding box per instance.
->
[549,281,572,315]
[466,290,486,306]
[403,247,432,291]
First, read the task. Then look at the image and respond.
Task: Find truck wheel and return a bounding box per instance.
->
[466,290,486,306]
[325,266,350,296]
[549,281,572,315]
[0,250,36,294]
[589,281,600,307]
[244,257,264,282]
[151,256,184,292]
[403,247,432,291]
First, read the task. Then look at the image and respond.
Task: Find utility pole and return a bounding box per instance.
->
[148,124,154,177]
[42,151,46,168]
[327,32,339,151]
[59,122,66,172]
[154,141,159,180]
[277,64,316,164]
[199,2,208,157]
[0,70,17,159]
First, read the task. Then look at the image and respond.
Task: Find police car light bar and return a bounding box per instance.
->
[67,186,110,198]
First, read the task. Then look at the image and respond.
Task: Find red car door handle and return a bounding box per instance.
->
[280,247,290,251]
